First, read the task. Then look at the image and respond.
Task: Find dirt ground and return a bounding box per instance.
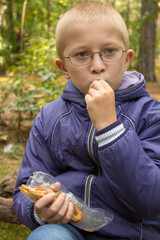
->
[146,81,160,100]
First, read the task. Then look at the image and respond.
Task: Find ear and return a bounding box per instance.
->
[55,58,70,79]
[124,49,134,71]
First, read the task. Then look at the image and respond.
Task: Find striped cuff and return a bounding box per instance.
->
[34,208,45,226]
[95,121,125,148]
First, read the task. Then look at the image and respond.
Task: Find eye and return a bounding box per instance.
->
[103,47,117,55]
[75,51,89,58]
[71,51,90,58]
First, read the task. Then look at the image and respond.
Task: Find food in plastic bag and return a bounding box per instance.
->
[19,171,113,231]
[19,184,83,222]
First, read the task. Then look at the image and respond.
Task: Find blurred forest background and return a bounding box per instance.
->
[0,0,160,239]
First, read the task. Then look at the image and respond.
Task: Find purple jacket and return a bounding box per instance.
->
[13,71,160,239]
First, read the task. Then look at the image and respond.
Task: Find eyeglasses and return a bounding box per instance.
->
[63,46,127,66]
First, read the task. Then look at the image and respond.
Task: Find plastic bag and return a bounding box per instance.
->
[23,171,113,231]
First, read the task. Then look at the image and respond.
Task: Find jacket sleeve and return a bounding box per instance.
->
[94,110,160,219]
[13,109,57,230]
[13,107,89,230]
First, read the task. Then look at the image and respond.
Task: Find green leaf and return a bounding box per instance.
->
[1,134,8,141]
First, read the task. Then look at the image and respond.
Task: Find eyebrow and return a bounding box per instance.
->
[70,44,122,53]
[71,46,89,52]
[70,41,123,51]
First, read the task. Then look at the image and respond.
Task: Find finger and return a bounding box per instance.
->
[51,182,61,192]
[46,192,66,220]
[91,79,112,92]
[90,80,102,90]
[52,195,69,222]
[35,192,56,211]
[91,80,114,98]
[88,87,99,97]
[59,201,73,225]
[99,79,112,90]
[47,194,70,223]
[85,93,92,104]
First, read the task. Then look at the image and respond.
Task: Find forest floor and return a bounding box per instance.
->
[146,79,160,100]
[0,74,160,239]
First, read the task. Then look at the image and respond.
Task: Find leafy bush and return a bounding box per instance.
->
[1,37,66,131]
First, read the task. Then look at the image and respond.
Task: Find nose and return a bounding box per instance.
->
[90,52,106,74]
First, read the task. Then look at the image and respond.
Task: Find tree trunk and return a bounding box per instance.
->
[46,0,51,39]
[0,197,20,223]
[137,0,158,82]
[0,169,19,198]
[0,169,20,224]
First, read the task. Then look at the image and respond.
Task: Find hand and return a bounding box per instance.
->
[85,79,117,131]
[34,182,73,225]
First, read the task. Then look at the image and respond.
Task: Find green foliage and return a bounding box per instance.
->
[4,143,24,159]
[24,37,57,73]
[1,36,65,130]
[136,10,158,30]
[40,80,66,107]
[4,90,40,114]
[115,0,141,63]
[0,139,31,239]
[0,37,66,130]
[0,83,12,125]
[0,132,8,142]
[1,73,65,130]
[0,222,31,240]
[0,144,25,179]
[0,84,10,113]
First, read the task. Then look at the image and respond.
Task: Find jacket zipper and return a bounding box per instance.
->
[87,123,102,175]
[84,174,94,206]
[85,124,102,206]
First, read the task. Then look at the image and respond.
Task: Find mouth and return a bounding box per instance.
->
[94,74,104,81]
[92,76,102,81]
[95,75,101,80]
[93,78,107,82]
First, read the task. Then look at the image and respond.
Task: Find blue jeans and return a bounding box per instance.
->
[27,224,129,240]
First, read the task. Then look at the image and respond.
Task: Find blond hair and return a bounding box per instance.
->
[55,1,129,59]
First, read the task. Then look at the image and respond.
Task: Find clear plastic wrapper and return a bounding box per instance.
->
[21,171,113,231]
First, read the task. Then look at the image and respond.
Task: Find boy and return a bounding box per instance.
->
[13,1,160,240]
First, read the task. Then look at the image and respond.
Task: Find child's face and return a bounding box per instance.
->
[56,20,133,94]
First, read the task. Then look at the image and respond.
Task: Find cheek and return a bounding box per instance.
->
[110,66,124,90]
[68,71,88,93]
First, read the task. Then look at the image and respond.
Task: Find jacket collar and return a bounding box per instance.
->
[61,71,150,107]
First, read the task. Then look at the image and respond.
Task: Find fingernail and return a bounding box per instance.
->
[61,192,66,198]
[49,193,55,198]
[69,202,73,207]
[66,196,70,201]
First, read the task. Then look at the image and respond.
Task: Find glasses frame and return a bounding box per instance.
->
[63,46,127,66]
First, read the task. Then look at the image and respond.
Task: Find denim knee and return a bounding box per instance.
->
[27,224,85,240]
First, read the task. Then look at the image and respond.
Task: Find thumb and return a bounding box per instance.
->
[51,182,61,192]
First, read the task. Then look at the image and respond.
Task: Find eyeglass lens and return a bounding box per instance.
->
[69,47,124,65]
